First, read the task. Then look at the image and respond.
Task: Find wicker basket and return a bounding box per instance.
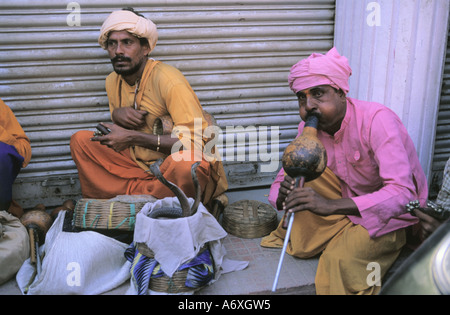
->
[73,199,148,231]
[136,242,210,293]
[222,200,278,238]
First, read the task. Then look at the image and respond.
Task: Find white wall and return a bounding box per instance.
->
[334,0,449,181]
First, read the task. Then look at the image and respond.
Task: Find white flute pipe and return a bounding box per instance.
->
[272,212,294,292]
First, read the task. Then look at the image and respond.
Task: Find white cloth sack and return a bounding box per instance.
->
[0,211,30,285]
[133,197,249,277]
[133,197,228,277]
[16,211,131,295]
[129,197,248,295]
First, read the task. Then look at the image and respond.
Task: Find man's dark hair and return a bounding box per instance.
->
[122,7,146,18]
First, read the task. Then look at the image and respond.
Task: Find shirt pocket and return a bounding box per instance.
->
[345,149,382,190]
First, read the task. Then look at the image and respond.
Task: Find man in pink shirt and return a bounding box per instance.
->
[261,47,428,295]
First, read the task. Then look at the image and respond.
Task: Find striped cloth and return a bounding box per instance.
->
[124,243,214,295]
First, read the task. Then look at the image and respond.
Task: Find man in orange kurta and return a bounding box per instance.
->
[0,98,32,217]
[70,8,227,206]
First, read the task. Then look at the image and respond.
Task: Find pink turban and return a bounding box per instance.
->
[288,47,352,94]
[98,10,158,53]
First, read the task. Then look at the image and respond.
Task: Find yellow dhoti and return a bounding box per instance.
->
[261,168,406,295]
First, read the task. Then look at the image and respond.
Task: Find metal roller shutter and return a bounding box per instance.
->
[430,26,450,198]
[0,0,335,208]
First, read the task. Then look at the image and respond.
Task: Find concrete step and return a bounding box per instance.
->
[197,234,318,295]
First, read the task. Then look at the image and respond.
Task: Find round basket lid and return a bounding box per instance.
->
[222,200,278,238]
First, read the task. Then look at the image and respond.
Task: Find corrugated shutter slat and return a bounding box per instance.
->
[0,0,335,208]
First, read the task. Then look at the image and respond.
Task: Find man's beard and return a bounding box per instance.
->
[111,56,143,76]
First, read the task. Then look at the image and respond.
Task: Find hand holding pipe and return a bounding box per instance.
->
[272,114,327,292]
[272,176,305,292]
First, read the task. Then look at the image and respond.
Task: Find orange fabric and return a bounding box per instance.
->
[71,59,227,204]
[70,130,214,204]
[101,59,227,202]
[0,99,31,218]
[0,99,31,167]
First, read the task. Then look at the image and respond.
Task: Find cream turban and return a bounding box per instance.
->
[98,10,158,53]
[288,47,352,94]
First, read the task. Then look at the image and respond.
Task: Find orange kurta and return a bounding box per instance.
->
[71,60,227,204]
[0,99,31,167]
[0,99,32,217]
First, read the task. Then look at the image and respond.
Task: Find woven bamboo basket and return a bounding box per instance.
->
[136,242,210,293]
[222,200,278,238]
[73,199,148,231]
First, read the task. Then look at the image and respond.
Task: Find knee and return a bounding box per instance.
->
[160,154,211,190]
[70,130,95,158]
[70,130,92,148]
[165,151,210,174]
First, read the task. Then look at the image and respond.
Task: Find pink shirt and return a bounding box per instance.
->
[269,98,428,238]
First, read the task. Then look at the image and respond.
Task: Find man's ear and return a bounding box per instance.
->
[143,43,151,57]
[139,38,151,57]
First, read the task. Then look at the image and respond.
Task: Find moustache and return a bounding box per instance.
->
[111,56,132,63]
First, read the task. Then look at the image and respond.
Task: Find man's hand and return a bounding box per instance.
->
[91,123,132,152]
[279,176,359,216]
[112,107,148,130]
[284,186,334,216]
[276,174,295,210]
[415,209,443,240]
